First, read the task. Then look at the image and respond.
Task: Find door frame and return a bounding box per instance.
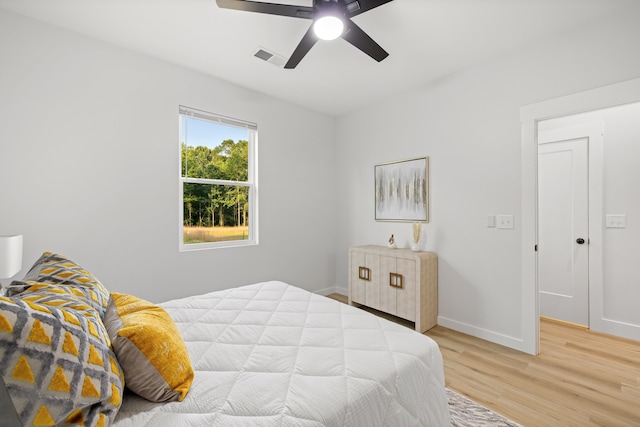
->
[519,77,640,355]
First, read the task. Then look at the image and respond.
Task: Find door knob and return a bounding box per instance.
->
[576,238,585,244]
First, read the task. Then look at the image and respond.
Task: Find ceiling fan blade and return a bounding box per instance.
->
[216,0,314,19]
[341,19,388,62]
[344,0,394,18]
[284,25,318,69]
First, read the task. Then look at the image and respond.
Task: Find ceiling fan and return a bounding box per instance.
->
[216,0,394,69]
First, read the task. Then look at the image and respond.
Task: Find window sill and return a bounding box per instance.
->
[179,239,258,252]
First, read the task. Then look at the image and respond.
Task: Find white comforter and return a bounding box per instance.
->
[113,281,450,426]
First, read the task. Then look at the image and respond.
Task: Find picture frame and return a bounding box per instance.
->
[375,157,429,222]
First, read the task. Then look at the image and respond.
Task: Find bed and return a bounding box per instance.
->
[1,253,450,427]
[114,281,450,426]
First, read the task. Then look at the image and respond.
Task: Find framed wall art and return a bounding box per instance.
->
[374,157,428,222]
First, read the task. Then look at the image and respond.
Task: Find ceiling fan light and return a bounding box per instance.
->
[313,15,344,40]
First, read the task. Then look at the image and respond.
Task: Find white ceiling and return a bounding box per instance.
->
[0,0,637,116]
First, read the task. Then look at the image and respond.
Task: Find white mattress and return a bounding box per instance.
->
[113,281,450,426]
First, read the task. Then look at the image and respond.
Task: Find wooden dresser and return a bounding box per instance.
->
[348,245,438,333]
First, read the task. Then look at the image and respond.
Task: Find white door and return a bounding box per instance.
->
[538,137,589,326]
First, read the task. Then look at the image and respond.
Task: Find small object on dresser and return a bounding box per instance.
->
[411,222,422,251]
[388,234,397,249]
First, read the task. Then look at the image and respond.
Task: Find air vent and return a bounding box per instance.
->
[253,47,286,68]
[254,49,273,61]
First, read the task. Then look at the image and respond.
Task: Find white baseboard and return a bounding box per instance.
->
[593,317,640,342]
[437,316,529,353]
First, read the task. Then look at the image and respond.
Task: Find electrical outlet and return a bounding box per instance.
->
[605,214,626,228]
[496,214,514,229]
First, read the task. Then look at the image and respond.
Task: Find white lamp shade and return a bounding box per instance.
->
[0,235,23,279]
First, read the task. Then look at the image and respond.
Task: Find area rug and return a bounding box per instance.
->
[448,388,522,427]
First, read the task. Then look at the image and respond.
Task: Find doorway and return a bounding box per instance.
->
[520,77,640,355]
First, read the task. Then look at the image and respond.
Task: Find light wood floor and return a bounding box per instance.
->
[327,293,640,427]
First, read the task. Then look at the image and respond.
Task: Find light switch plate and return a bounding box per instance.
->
[487,215,496,228]
[496,214,514,229]
[606,214,626,228]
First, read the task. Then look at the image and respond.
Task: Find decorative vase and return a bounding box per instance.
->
[411,222,422,252]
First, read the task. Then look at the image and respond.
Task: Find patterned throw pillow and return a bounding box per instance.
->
[104,293,193,403]
[7,252,110,319]
[0,288,124,427]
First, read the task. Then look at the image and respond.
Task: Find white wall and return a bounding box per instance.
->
[539,102,640,339]
[334,5,640,351]
[0,9,337,302]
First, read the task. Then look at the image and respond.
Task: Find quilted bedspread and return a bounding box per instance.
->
[113,281,450,426]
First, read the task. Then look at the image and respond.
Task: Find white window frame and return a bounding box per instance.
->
[179,106,258,251]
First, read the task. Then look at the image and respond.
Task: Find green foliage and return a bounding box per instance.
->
[182,140,249,229]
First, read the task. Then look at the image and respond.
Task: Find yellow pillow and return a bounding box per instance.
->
[103,293,193,402]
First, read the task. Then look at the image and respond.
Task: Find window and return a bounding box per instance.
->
[179,106,258,250]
